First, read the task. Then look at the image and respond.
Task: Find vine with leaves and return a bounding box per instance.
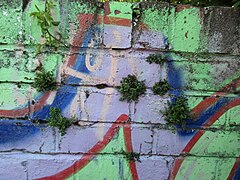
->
[30,0,66,54]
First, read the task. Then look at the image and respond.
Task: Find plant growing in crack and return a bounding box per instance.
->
[47,107,75,136]
[117,75,146,102]
[33,66,57,92]
[120,149,141,162]
[30,0,66,54]
[152,79,171,96]
[161,96,192,129]
[146,53,168,66]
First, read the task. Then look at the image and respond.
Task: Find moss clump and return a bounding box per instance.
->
[152,79,171,96]
[161,96,191,128]
[47,107,74,136]
[146,53,168,66]
[33,68,57,92]
[117,75,146,102]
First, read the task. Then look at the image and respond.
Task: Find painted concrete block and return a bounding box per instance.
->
[170,5,201,52]
[0,153,80,180]
[63,49,161,87]
[103,2,132,48]
[58,123,153,155]
[67,0,104,48]
[0,47,62,83]
[133,91,170,124]
[58,125,104,153]
[0,48,35,83]
[26,154,80,179]
[136,155,174,180]
[133,3,170,50]
[0,83,31,118]
[0,153,27,180]
[153,128,240,157]
[167,59,240,92]
[0,0,22,44]
[0,120,55,153]
[136,3,202,52]
[152,128,195,156]
[131,125,153,154]
[203,7,240,55]
[84,88,130,122]
[30,85,80,120]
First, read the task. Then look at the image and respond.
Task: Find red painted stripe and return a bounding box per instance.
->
[104,16,131,27]
[124,124,139,180]
[182,130,204,153]
[0,108,28,117]
[191,96,218,119]
[227,157,240,180]
[67,14,131,68]
[191,78,240,119]
[0,92,51,117]
[35,114,138,180]
[168,158,184,180]
[67,14,95,67]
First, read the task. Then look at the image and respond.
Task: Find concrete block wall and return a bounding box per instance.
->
[0,0,239,179]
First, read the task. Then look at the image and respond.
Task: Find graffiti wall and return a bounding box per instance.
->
[0,0,239,179]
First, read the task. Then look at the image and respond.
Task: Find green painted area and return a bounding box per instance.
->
[0,83,33,110]
[0,48,61,83]
[187,96,204,110]
[190,130,240,156]
[0,0,22,44]
[170,7,201,52]
[227,105,240,126]
[68,128,132,180]
[143,6,201,52]
[170,61,212,91]
[42,53,62,75]
[189,104,240,156]
[107,2,132,20]
[0,49,35,82]
[0,46,61,110]
[175,157,236,180]
[175,107,240,179]
[142,5,170,37]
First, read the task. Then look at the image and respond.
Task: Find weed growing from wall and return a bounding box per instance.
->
[146,54,168,66]
[161,96,191,128]
[47,107,75,136]
[152,79,171,96]
[120,150,141,162]
[30,0,66,53]
[33,67,57,92]
[117,75,146,102]
[233,0,240,7]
